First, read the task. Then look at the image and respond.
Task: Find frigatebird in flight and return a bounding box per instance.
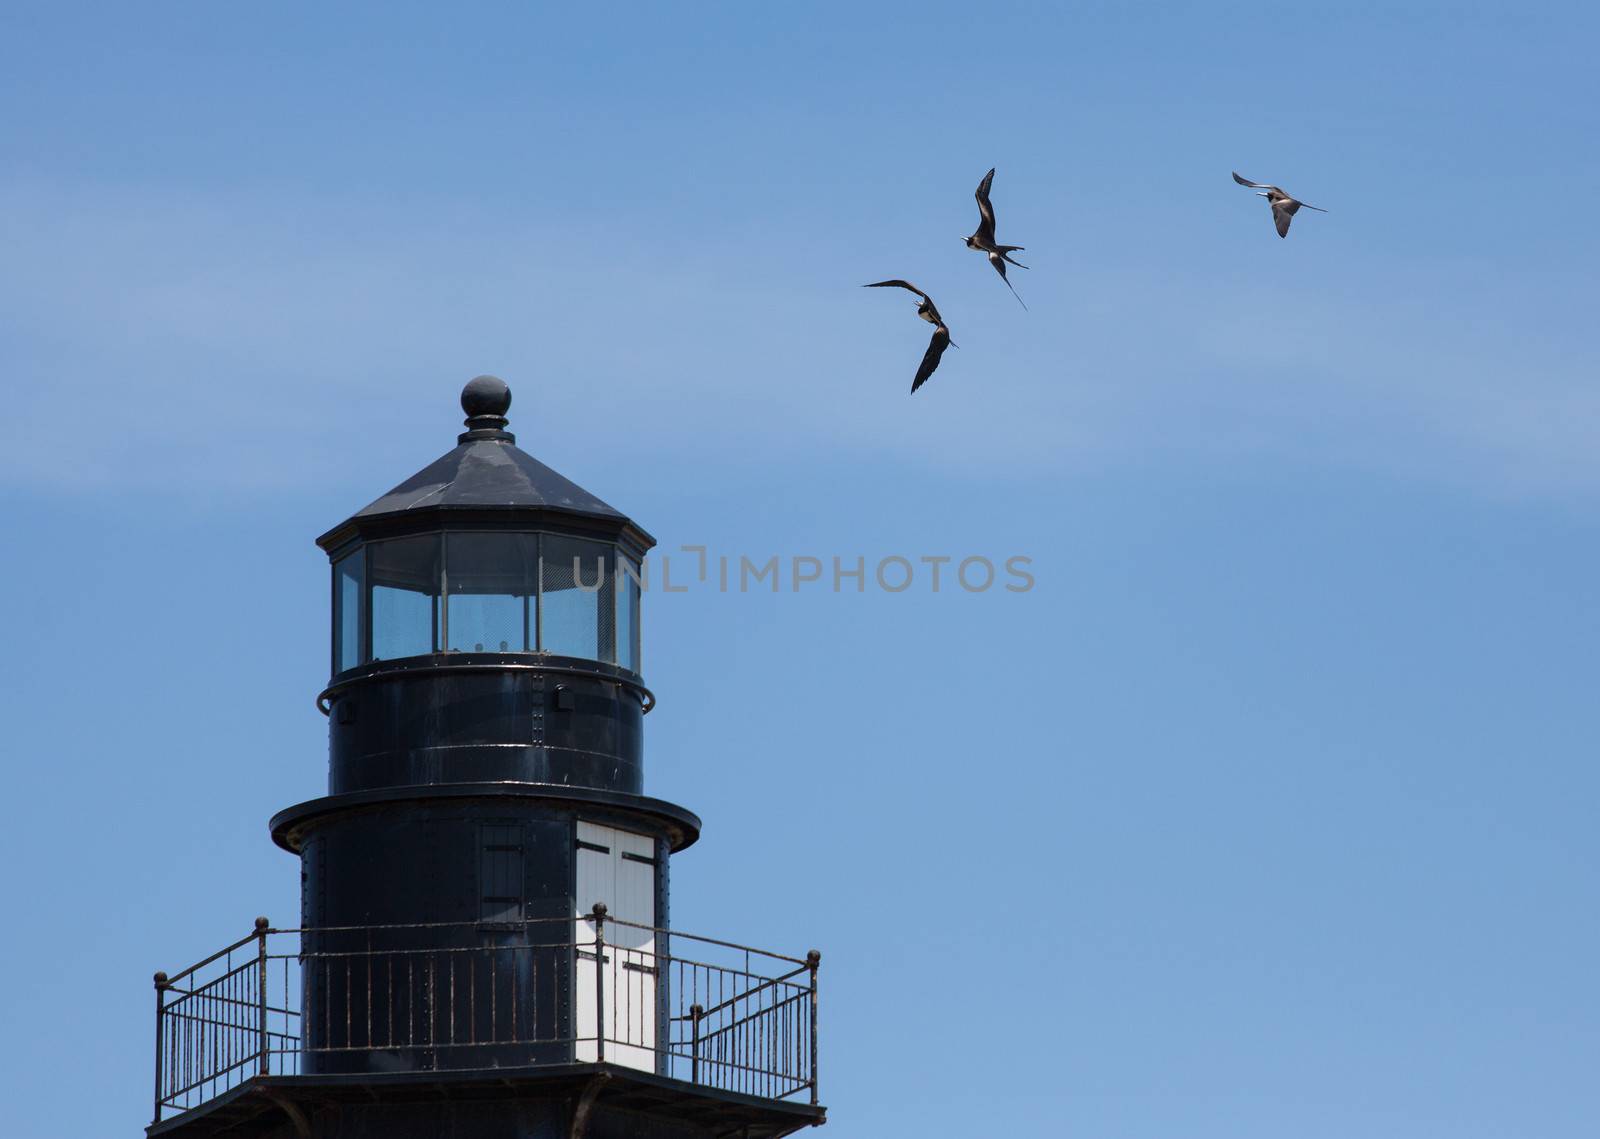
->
[1231,172,1328,238]
[863,280,955,394]
[963,167,1028,309]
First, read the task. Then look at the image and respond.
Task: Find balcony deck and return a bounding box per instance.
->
[149,912,823,1137]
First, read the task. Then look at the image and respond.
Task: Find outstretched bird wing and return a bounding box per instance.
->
[1272,198,1296,237]
[864,279,942,323]
[911,325,951,394]
[1231,171,1283,194]
[864,279,930,302]
[973,167,998,245]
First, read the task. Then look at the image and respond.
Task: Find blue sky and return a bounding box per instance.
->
[2,2,1597,1136]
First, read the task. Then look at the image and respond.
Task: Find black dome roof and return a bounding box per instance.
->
[316,377,651,553]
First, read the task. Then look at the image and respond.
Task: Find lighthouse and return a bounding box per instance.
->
[149,377,824,1139]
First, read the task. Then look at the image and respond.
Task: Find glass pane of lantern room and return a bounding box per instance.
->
[333,552,365,673]
[541,536,614,662]
[617,556,641,673]
[369,534,441,660]
[446,532,536,652]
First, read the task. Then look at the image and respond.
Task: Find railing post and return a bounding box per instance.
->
[152,971,169,1125]
[592,903,607,1064]
[689,1003,703,1085]
[806,950,821,1106]
[255,917,271,1076]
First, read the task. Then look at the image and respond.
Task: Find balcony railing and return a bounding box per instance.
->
[152,908,819,1125]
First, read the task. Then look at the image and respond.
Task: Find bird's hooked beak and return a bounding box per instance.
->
[1255,191,1269,198]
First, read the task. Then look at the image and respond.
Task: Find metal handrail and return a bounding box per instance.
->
[680,963,811,1021]
[220,912,806,969]
[160,926,265,987]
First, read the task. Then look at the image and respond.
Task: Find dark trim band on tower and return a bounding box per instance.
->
[319,508,655,569]
[270,782,703,854]
[316,653,655,714]
[148,1064,825,1139]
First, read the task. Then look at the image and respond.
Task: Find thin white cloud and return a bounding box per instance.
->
[3,177,1597,501]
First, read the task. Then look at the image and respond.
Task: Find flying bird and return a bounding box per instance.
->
[1231,172,1328,238]
[963,167,1029,309]
[863,280,955,394]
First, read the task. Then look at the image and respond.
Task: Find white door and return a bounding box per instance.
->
[574,820,657,1070]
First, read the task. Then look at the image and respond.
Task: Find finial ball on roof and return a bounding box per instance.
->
[461,374,512,420]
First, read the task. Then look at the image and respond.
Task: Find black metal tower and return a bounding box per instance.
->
[149,377,824,1139]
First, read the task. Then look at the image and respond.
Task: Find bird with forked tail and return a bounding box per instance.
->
[863,280,956,394]
[963,167,1029,309]
[1232,171,1328,238]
